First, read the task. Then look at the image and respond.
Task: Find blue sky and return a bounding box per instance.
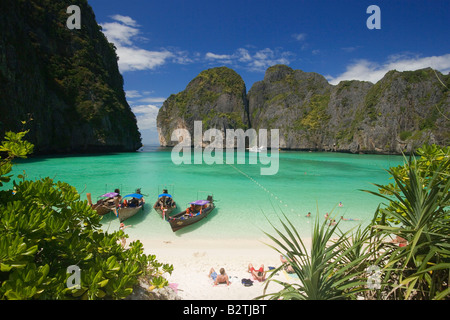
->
[88,0,450,144]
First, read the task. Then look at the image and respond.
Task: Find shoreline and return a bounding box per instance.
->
[131,236,311,300]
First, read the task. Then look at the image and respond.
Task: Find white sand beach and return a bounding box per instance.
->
[132,237,308,300]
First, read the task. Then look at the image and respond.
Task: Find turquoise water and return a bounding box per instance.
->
[8,147,404,241]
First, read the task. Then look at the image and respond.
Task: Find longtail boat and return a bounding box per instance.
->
[168,195,215,232]
[87,192,118,216]
[118,192,145,222]
[153,189,177,220]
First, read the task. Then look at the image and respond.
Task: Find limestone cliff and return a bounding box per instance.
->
[248,65,333,150]
[0,0,142,154]
[248,65,449,153]
[157,67,248,147]
[157,64,449,154]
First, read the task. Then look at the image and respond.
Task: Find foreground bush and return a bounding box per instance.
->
[367,145,450,300]
[261,144,449,300]
[0,131,173,299]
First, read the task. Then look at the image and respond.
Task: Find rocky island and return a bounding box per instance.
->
[157,67,249,148]
[0,0,142,154]
[157,65,449,154]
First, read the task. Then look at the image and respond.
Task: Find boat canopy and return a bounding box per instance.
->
[100,192,118,198]
[158,193,172,198]
[190,200,209,206]
[123,193,144,199]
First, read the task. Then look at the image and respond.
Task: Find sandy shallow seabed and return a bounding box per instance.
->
[130,237,310,300]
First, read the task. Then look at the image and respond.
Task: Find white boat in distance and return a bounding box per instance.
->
[247,146,266,152]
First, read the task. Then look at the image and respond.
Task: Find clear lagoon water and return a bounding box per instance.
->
[7,147,404,242]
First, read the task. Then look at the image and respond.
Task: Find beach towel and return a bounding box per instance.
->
[282,270,299,281]
[210,275,236,287]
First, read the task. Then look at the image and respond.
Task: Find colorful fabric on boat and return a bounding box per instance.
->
[190,200,209,205]
[158,193,172,198]
[123,193,143,199]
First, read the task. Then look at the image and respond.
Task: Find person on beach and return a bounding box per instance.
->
[113,189,122,216]
[248,264,266,282]
[341,216,360,221]
[209,268,230,286]
[280,255,295,274]
[120,222,131,230]
[306,212,311,218]
[329,219,337,226]
[324,212,330,220]
[119,223,131,247]
[114,189,122,202]
[391,235,408,247]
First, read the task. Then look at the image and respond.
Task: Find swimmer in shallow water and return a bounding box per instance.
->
[341,216,360,221]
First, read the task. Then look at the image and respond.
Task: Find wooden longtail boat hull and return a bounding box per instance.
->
[168,197,215,232]
[92,203,113,216]
[88,193,115,216]
[154,204,176,219]
[118,205,143,222]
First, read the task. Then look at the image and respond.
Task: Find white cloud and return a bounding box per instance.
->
[126,90,166,105]
[327,53,450,85]
[249,48,293,71]
[341,46,360,53]
[385,53,450,73]
[205,47,294,72]
[100,21,140,46]
[125,90,142,98]
[206,52,233,60]
[171,50,194,64]
[100,15,296,73]
[236,48,252,62]
[100,15,180,72]
[116,47,173,72]
[109,14,138,27]
[131,104,160,131]
[137,97,167,104]
[293,33,307,41]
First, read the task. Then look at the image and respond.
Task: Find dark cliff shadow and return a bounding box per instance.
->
[12,152,124,165]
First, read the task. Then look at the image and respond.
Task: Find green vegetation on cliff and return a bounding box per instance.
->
[296,93,331,131]
[0,0,141,154]
[158,64,449,154]
[157,67,248,146]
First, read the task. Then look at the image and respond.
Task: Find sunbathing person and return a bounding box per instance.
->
[209,267,230,286]
[280,255,295,274]
[391,235,408,247]
[341,216,360,221]
[248,263,266,282]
